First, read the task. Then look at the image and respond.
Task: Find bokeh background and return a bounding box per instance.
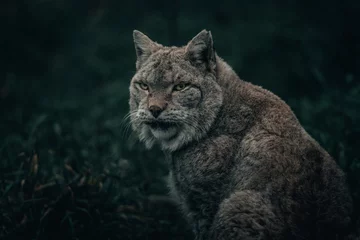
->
[1,0,359,239]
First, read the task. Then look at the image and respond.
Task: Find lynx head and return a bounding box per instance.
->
[129,30,223,152]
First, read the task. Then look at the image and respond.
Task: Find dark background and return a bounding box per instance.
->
[0,0,359,239]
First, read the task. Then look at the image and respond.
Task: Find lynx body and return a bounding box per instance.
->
[129,30,352,240]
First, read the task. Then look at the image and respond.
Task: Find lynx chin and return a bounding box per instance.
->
[128,29,352,240]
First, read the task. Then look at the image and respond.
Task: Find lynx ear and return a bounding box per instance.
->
[133,30,159,69]
[185,30,216,71]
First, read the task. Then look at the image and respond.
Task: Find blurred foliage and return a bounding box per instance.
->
[0,0,359,239]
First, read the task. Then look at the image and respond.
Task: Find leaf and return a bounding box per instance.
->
[1,182,14,198]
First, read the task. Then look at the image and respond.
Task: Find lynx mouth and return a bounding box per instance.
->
[144,121,179,140]
[144,121,177,131]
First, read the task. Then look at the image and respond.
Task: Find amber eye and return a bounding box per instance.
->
[173,83,189,91]
[138,83,149,91]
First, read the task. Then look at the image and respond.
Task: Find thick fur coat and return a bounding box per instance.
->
[129,30,352,240]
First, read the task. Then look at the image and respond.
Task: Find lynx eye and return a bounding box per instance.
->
[173,83,189,91]
[138,82,149,91]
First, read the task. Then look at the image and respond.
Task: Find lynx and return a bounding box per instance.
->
[128,30,353,240]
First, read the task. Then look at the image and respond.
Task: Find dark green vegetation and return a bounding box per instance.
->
[1,0,359,239]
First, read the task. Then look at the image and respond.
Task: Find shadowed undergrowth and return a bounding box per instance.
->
[0,82,192,240]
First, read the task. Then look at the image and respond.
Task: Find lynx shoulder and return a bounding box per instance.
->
[129,30,353,240]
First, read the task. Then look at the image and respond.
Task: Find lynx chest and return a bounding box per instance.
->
[168,135,236,216]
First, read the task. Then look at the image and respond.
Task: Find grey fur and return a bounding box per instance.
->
[129,30,353,240]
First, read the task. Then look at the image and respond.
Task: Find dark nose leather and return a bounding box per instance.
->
[149,105,163,118]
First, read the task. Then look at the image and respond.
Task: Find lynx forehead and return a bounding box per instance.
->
[129,30,222,151]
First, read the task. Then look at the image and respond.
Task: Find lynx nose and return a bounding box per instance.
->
[149,105,163,118]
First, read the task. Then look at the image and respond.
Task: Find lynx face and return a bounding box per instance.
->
[129,30,223,151]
